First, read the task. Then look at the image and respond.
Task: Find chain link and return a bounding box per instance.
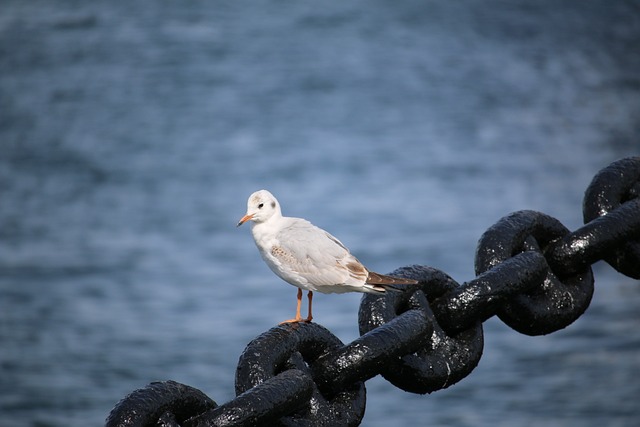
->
[106,156,640,426]
[475,210,595,335]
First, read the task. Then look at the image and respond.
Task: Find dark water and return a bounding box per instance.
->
[1,1,639,426]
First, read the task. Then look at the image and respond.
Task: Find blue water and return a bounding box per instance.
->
[1,1,639,426]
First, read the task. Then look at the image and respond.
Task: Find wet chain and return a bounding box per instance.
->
[106,157,640,427]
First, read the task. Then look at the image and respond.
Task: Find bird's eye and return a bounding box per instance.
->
[258,203,264,209]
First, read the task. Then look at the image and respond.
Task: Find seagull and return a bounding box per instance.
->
[237,189,418,323]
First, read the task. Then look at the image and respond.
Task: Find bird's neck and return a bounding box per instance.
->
[251,214,283,241]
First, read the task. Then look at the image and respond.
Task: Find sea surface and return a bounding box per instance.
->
[1,1,639,426]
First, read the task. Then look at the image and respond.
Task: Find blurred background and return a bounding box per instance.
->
[1,1,639,426]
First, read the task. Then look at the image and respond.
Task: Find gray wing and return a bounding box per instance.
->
[274,218,368,288]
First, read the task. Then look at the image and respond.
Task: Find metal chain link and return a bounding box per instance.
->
[106,156,640,427]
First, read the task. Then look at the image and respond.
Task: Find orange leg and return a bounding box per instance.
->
[305,291,313,322]
[280,289,313,324]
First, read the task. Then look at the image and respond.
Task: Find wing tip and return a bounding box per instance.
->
[366,271,419,285]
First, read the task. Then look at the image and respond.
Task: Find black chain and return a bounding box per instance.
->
[106,157,640,427]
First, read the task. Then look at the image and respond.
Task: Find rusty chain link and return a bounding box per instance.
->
[106,156,640,427]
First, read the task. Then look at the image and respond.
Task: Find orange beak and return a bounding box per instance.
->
[237,213,254,227]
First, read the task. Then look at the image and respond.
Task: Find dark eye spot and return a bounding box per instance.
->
[258,203,264,209]
[271,201,276,208]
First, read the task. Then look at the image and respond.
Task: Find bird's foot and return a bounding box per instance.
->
[279,316,312,325]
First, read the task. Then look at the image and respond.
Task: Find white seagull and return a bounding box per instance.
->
[237,189,418,323]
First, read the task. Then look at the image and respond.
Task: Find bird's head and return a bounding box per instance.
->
[237,189,281,227]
